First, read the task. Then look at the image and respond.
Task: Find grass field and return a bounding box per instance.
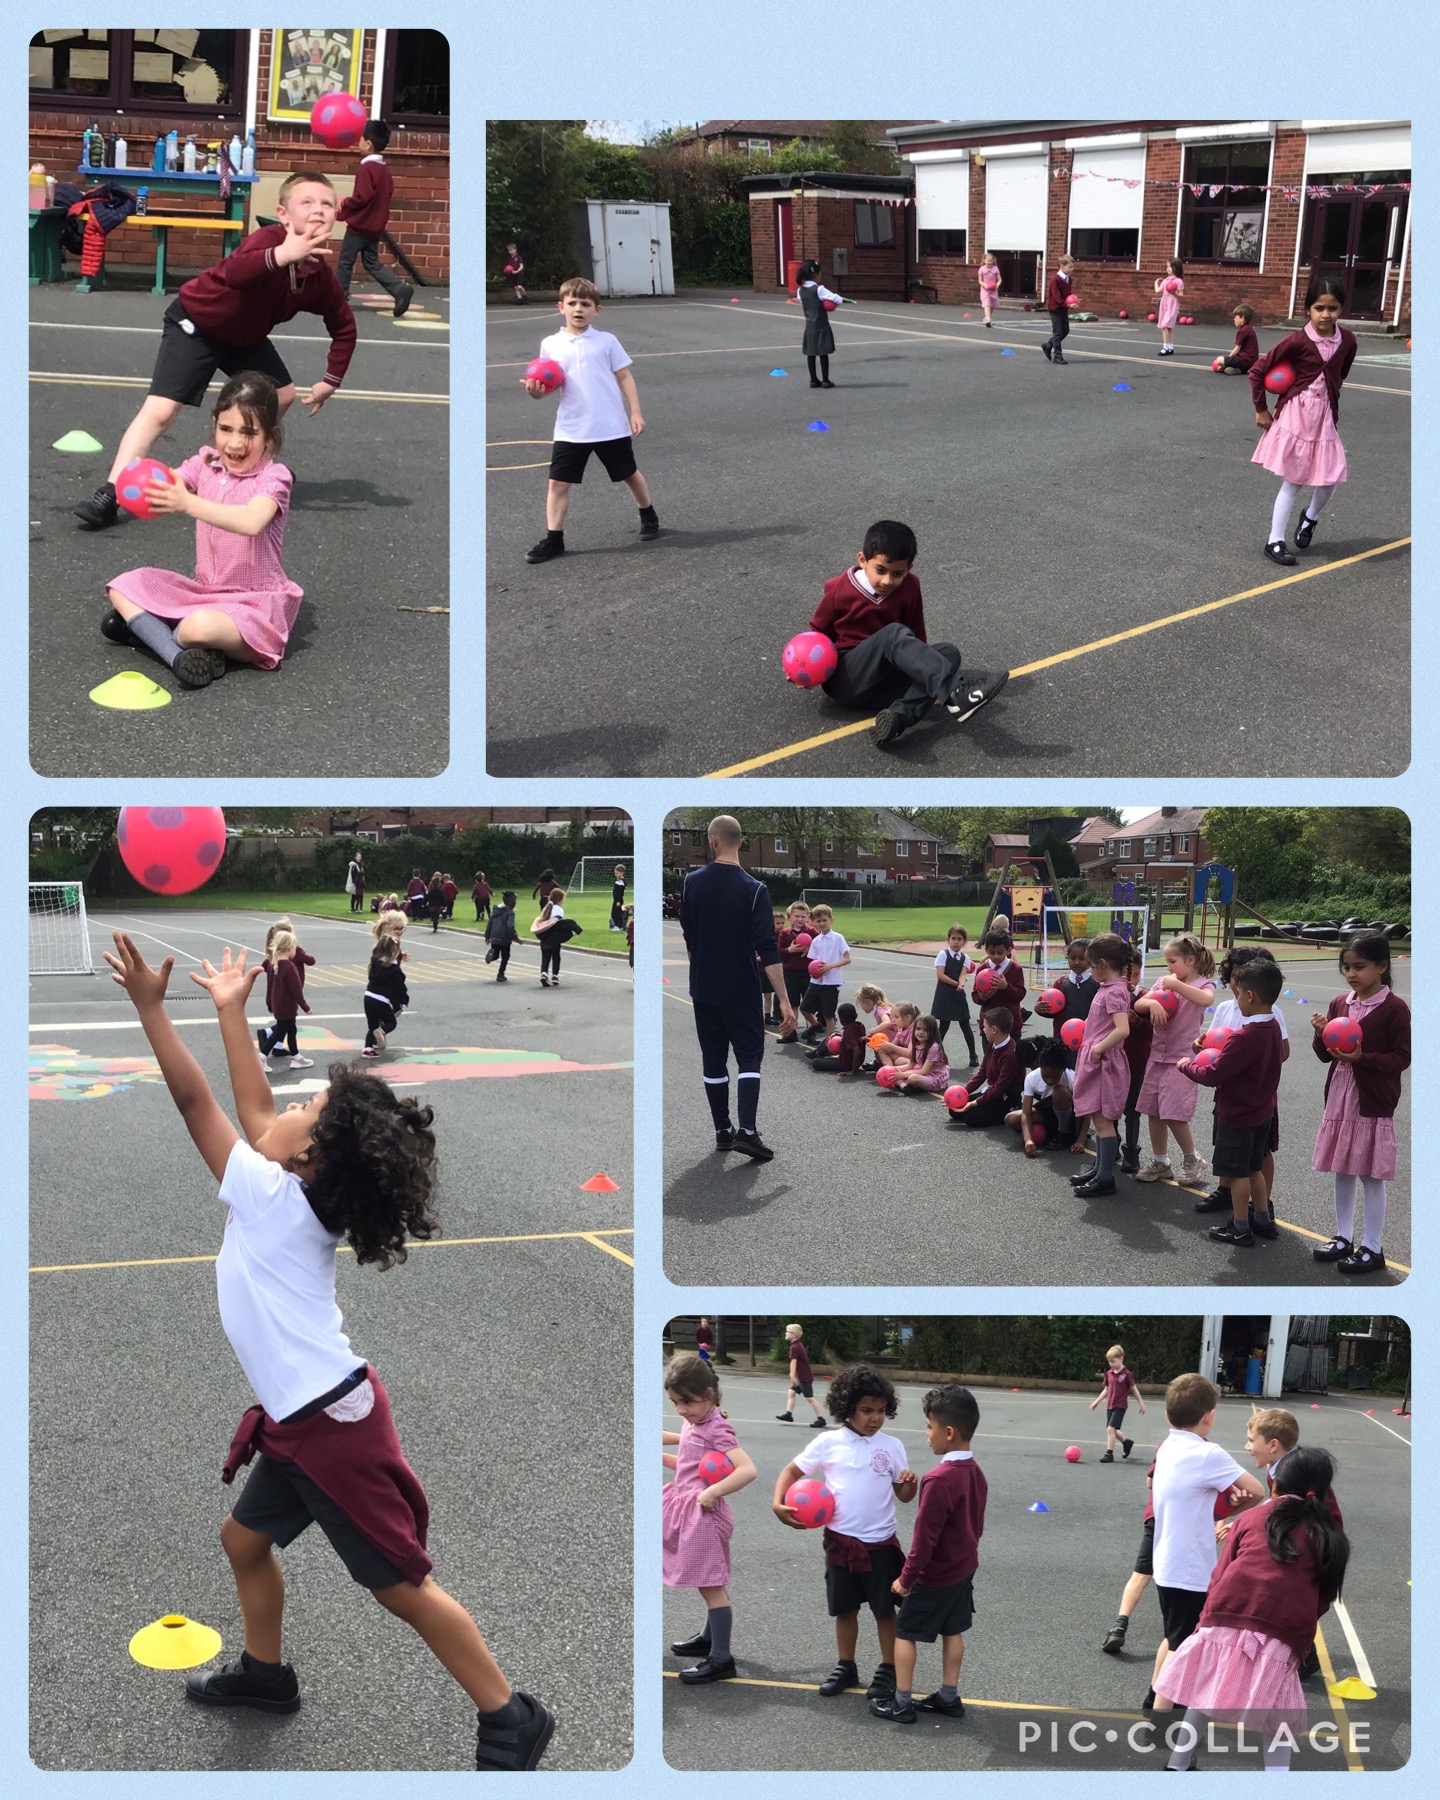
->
[89,888,628,949]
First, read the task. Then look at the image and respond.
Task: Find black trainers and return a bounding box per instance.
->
[775,1410,795,1422]
[1312,1235,1353,1263]
[185,1653,301,1713]
[75,481,119,529]
[714,1129,735,1151]
[867,1661,897,1699]
[526,535,565,564]
[918,1691,965,1716]
[947,668,1009,724]
[810,1416,826,1427]
[730,1130,774,1163]
[680,1656,737,1684]
[1264,540,1297,567]
[870,707,905,749]
[869,1695,917,1723]
[1193,1189,1232,1214]
[393,282,414,319]
[1249,1211,1279,1239]
[1102,1621,1128,1655]
[475,1691,555,1770]
[1210,1218,1255,1246]
[173,646,224,689]
[819,1659,859,1697]
[638,511,660,541]
[1040,340,1053,361]
[100,608,133,645]
[671,1631,711,1657]
[1100,1450,1115,1462]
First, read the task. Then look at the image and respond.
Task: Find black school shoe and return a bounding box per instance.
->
[1073,1178,1117,1197]
[1248,1211,1279,1239]
[671,1631,711,1656]
[174,646,228,688]
[1264,540,1297,567]
[475,1691,556,1769]
[100,608,133,645]
[1122,1438,1134,1459]
[679,1656,737,1684]
[1193,1187,1232,1213]
[869,1695,917,1723]
[525,535,565,564]
[639,511,661,541]
[1102,1620,1129,1655]
[1312,1235,1353,1263]
[1099,1450,1115,1462]
[1294,512,1319,550]
[871,707,906,749]
[75,481,120,529]
[1338,1245,1386,1275]
[919,1691,966,1717]
[947,668,1009,724]
[185,1654,301,1713]
[1209,1218,1255,1246]
[1041,340,1053,361]
[392,281,415,319]
[714,1129,735,1151]
[867,1661,897,1698]
[819,1659,859,1697]
[1069,1166,1099,1186]
[730,1130,774,1162]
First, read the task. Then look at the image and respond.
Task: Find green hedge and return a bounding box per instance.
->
[897,1317,1204,1384]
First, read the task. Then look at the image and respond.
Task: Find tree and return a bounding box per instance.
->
[684,807,885,888]
[822,120,903,175]
[486,120,590,286]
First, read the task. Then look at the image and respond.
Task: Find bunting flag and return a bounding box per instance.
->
[1060,166,1411,198]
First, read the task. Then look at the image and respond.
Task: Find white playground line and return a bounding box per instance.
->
[31,320,448,350]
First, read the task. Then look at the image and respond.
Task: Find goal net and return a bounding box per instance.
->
[801,887,862,910]
[1039,904,1149,988]
[568,855,634,893]
[30,882,94,974]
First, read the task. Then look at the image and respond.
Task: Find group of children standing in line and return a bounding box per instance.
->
[663,1348,1349,1767]
[765,905,1407,1275]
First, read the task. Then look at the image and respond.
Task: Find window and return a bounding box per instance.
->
[1106,839,1116,856]
[1143,838,1157,858]
[1178,140,1270,264]
[918,228,967,257]
[29,28,248,116]
[895,841,910,857]
[864,870,882,885]
[1177,834,1190,853]
[1070,226,1139,262]
[1162,837,1173,856]
[854,201,896,248]
[824,840,834,852]
[381,28,449,128]
[745,137,771,154]
[1118,840,1132,859]
[919,841,930,857]
[773,837,788,854]
[671,832,682,844]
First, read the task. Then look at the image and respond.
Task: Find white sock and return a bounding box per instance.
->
[1334,1172,1358,1242]
[1359,1177,1387,1251]
[1270,480,1302,544]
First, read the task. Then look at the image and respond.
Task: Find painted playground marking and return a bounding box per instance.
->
[30,1226,634,1275]
[31,372,448,404]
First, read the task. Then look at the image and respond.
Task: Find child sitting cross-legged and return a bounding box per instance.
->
[1006,1040,1077,1153]
[947,1007,1021,1126]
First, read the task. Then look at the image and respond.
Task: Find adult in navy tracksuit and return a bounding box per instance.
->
[680,815,795,1162]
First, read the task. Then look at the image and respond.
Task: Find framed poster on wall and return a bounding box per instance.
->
[266,28,363,121]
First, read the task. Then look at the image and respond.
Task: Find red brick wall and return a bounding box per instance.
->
[31,30,448,285]
[749,194,905,292]
[750,198,780,289]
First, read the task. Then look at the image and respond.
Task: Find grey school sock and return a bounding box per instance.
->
[125,609,182,669]
[706,1605,733,1662]
[939,1683,959,1703]
[893,1688,912,1709]
[1096,1136,1119,1181]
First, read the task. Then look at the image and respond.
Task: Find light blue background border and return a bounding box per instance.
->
[3,0,1429,1791]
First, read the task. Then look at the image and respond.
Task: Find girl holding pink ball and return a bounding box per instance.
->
[1152,257,1184,356]
[1310,932,1410,1275]
[1131,933,1217,1186]
[977,251,1001,326]
[1067,934,1133,1196]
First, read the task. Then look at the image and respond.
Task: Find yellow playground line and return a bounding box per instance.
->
[31,1226,633,1275]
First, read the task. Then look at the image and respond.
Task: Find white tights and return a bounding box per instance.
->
[1270,481,1335,545]
[1334,1173,1387,1252]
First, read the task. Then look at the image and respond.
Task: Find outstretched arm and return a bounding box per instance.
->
[103,932,238,1181]
[189,948,273,1148]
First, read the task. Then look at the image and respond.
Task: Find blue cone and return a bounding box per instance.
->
[1113,382,1132,392]
[1298,998,1310,1006]
[770,368,787,377]
[1000,347,1015,356]
[807,420,829,432]
[1028,1501,1050,1514]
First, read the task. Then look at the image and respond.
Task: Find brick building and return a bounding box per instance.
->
[673,119,921,158]
[1081,808,1212,884]
[745,171,914,298]
[666,809,955,885]
[29,27,448,285]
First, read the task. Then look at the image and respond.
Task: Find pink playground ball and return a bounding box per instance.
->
[1146,311,1157,322]
[698,1450,735,1486]
[525,356,565,393]
[1202,1026,1234,1052]
[1117,308,1128,319]
[1323,1017,1363,1055]
[309,92,368,150]
[117,806,226,896]
[974,966,1006,1001]
[877,1066,899,1088]
[1030,1122,1048,1146]
[808,959,827,978]
[1264,362,1297,395]
[1034,987,1066,1018]
[1064,1445,1081,1463]
[115,456,174,519]
[826,1034,842,1054]
[1212,356,1226,373]
[1148,984,1181,1018]
[782,630,838,688]
[1190,1047,1222,1074]
[1060,1018,1086,1051]
[821,298,839,312]
[943,1084,969,1110]
[1066,294,1080,309]
[792,932,813,951]
[785,1477,837,1529]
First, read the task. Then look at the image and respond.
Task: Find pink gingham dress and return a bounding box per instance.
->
[1157,1623,1305,1723]
[1252,323,1349,487]
[1156,275,1183,330]
[1137,978,1216,1122]
[1312,988,1397,1180]
[978,265,1001,308]
[109,451,303,668]
[1071,977,1132,1121]
[663,1409,738,1588]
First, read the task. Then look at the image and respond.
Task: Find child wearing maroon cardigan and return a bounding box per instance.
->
[973,928,1027,1018]
[102,932,554,1770]
[806,519,1008,751]
[948,1008,1021,1125]
[335,118,414,316]
[1041,254,1076,364]
[258,927,315,1069]
[1309,932,1410,1276]
[1215,303,1260,375]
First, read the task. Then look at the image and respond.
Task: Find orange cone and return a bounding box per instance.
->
[581,1173,620,1193]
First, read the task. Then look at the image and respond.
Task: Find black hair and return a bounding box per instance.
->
[302,1064,438,1269]
[1235,960,1284,1006]
[1304,271,1348,312]
[363,118,391,152]
[1067,935,1091,957]
[827,1363,899,1422]
[923,1382,979,1440]
[1038,1041,1069,1071]
[982,927,1012,951]
[1341,931,1393,988]
[861,519,917,564]
[539,868,555,880]
[797,258,821,282]
[501,889,517,905]
[665,1351,721,1406]
[1233,302,1256,323]
[1267,1447,1350,1607]
[1217,943,1272,985]
[213,369,282,453]
[982,1005,1014,1037]
[1015,1035,1043,1073]
[837,1002,857,1022]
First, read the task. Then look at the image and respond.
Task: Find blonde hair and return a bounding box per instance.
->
[372,911,405,943]
[559,276,601,304]
[1249,1407,1299,1451]
[269,927,296,961]
[265,915,294,952]
[855,983,888,1008]
[809,905,833,924]
[1165,932,1216,979]
[1107,1344,1125,1361]
[893,1001,920,1023]
[785,1322,803,1338]
[278,170,335,206]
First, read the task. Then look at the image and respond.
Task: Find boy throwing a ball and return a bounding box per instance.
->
[75,174,356,530]
[524,278,659,563]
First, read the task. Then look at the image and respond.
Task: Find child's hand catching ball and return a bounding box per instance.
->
[139,468,191,517]
[189,945,263,1012]
[103,930,174,1009]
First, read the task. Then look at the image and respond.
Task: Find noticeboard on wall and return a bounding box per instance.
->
[266,28,363,122]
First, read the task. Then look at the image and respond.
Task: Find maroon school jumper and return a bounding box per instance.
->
[1249,329,1358,423]
[975,959,1026,1016]
[1181,1016,1283,1124]
[809,567,929,656]
[177,225,356,388]
[899,1456,987,1591]
[1046,270,1072,311]
[836,1017,867,1073]
[222,1366,432,1585]
[337,159,394,238]
[789,1338,813,1386]
[1312,990,1411,1116]
[1193,1500,1331,1662]
[1232,322,1260,370]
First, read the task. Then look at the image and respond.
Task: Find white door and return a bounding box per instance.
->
[1199,1316,1222,1384]
[603,205,654,295]
[1264,1317,1288,1398]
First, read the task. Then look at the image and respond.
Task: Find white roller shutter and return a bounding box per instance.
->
[1304,124,1410,174]
[1067,144,1147,229]
[985,154,1048,250]
[914,158,969,232]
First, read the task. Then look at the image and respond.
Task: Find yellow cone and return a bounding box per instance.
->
[129,1613,222,1670]
[89,671,172,711]
[1327,1676,1378,1701]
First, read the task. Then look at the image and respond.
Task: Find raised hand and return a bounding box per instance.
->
[102,930,173,1007]
[189,945,263,1010]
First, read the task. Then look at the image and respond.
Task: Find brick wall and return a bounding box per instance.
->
[749,193,906,294]
[750,197,779,289]
[31,29,448,287]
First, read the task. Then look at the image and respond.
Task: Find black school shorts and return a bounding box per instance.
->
[547,435,638,484]
[895,1576,975,1642]
[801,984,840,1022]
[1133,1515,1155,1576]
[1212,1119,1273,1179]
[231,1453,407,1590]
[1106,1407,1129,1430]
[150,300,294,407]
[825,1540,904,1619]
[1156,1583,1206,1652]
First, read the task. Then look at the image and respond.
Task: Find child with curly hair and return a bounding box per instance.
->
[103,932,554,1771]
[772,1364,917,1704]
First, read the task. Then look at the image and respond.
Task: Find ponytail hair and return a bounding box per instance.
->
[1267,1446,1350,1607]
[1166,932,1216,979]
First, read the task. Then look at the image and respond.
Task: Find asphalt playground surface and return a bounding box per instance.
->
[31,281,450,777]
[29,907,632,1771]
[661,1370,1410,1772]
[662,932,1411,1288]
[486,295,1410,778]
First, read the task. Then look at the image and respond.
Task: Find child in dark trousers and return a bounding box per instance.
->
[807,519,1008,751]
[335,119,414,316]
[870,1384,986,1724]
[484,891,518,981]
[362,935,409,1057]
[947,1008,1020,1125]
[1214,303,1260,375]
[258,927,314,1068]
[807,1001,868,1075]
[1120,947,1154,1173]
[1041,254,1076,364]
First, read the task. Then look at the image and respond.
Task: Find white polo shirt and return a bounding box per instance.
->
[1023,1065,1074,1101]
[795,1425,908,1541]
[1210,995,1289,1040]
[806,930,850,987]
[1152,1428,1247,1592]
[540,326,633,444]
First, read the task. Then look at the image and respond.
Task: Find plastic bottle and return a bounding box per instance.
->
[242,127,256,177]
[114,131,128,169]
[105,128,118,168]
[228,133,243,173]
[84,120,102,167]
[29,165,47,211]
[136,187,148,217]
[207,144,220,173]
[152,135,165,173]
[183,135,197,174]
[165,129,179,170]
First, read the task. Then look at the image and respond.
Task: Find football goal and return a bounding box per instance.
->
[567,855,634,893]
[29,882,94,974]
[1040,904,1149,988]
[801,887,862,910]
